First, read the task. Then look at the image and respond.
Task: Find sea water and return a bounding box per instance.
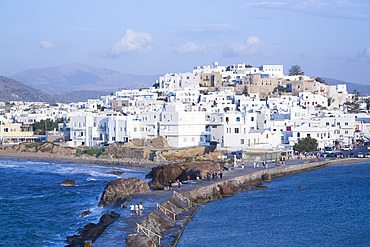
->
[0,158,146,246]
[178,162,370,247]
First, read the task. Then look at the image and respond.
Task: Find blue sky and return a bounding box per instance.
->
[1,0,370,86]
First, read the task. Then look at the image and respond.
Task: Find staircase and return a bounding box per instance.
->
[153,209,176,226]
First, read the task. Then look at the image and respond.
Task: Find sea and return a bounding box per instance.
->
[0,158,147,247]
[178,162,370,247]
[0,159,369,247]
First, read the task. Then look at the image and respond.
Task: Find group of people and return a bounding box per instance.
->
[206,170,223,180]
[253,161,268,169]
[130,202,144,217]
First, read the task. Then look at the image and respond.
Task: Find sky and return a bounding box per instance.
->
[1,0,370,86]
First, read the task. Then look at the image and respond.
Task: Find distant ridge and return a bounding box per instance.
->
[53,90,110,103]
[321,77,370,96]
[0,76,60,103]
[11,63,160,94]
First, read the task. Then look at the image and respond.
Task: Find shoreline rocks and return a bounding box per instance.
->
[60,179,76,186]
[66,212,120,247]
[98,177,151,207]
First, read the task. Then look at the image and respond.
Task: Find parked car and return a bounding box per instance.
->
[341,145,352,151]
[357,152,364,158]
[324,146,334,153]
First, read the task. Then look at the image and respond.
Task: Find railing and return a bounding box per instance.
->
[173,190,195,208]
[136,223,162,246]
[156,203,176,221]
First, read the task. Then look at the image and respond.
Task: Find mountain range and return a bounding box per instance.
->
[322,77,370,96]
[11,63,159,94]
[0,64,368,104]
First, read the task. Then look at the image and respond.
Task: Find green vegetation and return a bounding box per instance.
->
[277,85,287,92]
[315,77,326,84]
[293,136,318,152]
[32,118,65,135]
[242,86,248,96]
[76,147,106,157]
[25,143,40,148]
[288,64,304,76]
[185,157,193,162]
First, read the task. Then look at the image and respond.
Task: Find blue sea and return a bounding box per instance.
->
[0,158,146,247]
[178,162,370,247]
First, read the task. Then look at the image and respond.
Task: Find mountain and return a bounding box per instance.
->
[321,77,370,96]
[11,63,160,94]
[0,76,61,103]
[53,90,110,102]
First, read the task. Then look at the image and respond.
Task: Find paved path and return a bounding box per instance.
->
[92,156,353,246]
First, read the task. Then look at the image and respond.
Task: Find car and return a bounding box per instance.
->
[324,146,334,153]
[341,145,352,151]
[357,152,364,158]
[364,152,370,158]
[52,138,64,142]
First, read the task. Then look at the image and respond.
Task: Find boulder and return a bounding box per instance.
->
[98,177,151,207]
[298,186,308,189]
[60,179,76,186]
[80,210,91,218]
[261,174,272,182]
[146,161,220,186]
[218,182,237,197]
[66,212,120,247]
[126,234,155,247]
[106,171,125,175]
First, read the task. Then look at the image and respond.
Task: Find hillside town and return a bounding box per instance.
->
[1,62,370,159]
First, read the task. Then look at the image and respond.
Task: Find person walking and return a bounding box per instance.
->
[139,202,144,216]
[169,180,172,190]
[135,203,139,216]
[177,179,182,191]
[130,203,135,217]
[220,170,223,179]
[253,161,256,168]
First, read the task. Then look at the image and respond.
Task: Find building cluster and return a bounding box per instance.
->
[1,62,369,156]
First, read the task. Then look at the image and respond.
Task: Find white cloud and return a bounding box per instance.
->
[110,29,153,56]
[364,46,370,59]
[39,40,58,50]
[228,36,264,55]
[174,42,206,55]
[355,46,370,62]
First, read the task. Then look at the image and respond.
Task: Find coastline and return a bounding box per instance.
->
[1,152,368,246]
[94,157,370,246]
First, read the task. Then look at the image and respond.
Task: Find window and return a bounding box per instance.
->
[345,122,348,126]
[235,128,239,133]
[297,132,300,137]
[251,117,254,121]
[240,139,244,144]
[236,117,240,122]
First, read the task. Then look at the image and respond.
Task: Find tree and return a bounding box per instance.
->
[288,64,304,76]
[293,136,318,152]
[242,86,248,96]
[245,64,253,68]
[315,77,326,84]
[277,85,287,92]
[32,118,65,135]
[152,82,159,89]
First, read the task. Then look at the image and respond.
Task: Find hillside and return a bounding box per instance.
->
[0,76,61,103]
[11,63,159,94]
[321,78,370,96]
[53,90,109,102]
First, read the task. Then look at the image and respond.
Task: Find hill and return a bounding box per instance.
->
[321,78,370,96]
[11,63,159,94]
[0,76,61,103]
[53,90,109,102]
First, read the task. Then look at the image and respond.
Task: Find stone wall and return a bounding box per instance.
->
[105,145,148,160]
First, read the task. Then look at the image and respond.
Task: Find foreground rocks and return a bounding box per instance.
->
[66,212,120,247]
[98,177,151,207]
[146,161,221,187]
[60,179,76,186]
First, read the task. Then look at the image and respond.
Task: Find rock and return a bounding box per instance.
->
[126,234,155,247]
[106,171,125,175]
[261,174,271,181]
[60,179,76,186]
[298,186,308,189]
[80,210,91,218]
[218,182,237,197]
[66,212,120,247]
[98,177,151,207]
[147,161,220,186]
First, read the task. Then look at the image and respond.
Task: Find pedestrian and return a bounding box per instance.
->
[253,161,256,168]
[135,203,139,216]
[139,202,144,216]
[196,173,200,180]
[220,170,223,179]
[263,161,266,168]
[130,203,135,217]
[177,179,182,191]
[169,180,172,190]
[241,164,244,170]
[212,172,215,180]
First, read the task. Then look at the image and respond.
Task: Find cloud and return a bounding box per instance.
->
[110,29,153,56]
[174,42,216,55]
[39,40,58,50]
[226,36,264,56]
[243,0,369,20]
[355,46,370,62]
